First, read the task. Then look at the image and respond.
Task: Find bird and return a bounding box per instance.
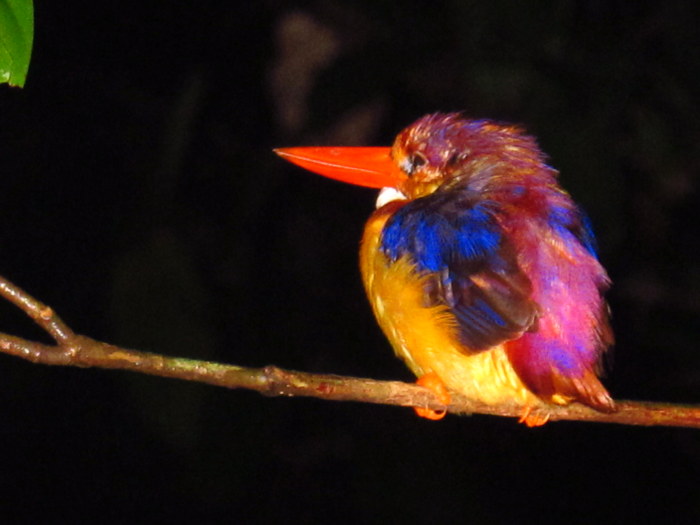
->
[275,113,614,426]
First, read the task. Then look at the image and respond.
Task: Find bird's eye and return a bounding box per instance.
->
[447,151,467,166]
[405,152,427,176]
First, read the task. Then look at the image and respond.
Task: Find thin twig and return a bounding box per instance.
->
[0,276,76,345]
[1,274,699,428]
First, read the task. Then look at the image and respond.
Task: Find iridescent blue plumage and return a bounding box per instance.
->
[548,204,599,257]
[381,191,501,273]
[380,189,539,351]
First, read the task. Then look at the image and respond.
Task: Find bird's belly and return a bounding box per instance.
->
[360,206,539,407]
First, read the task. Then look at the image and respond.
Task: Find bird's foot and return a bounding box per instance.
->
[518,406,550,427]
[414,372,451,420]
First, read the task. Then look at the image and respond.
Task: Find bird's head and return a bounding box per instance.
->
[275,113,549,205]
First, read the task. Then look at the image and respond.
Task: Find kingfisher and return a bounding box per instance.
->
[275,113,614,426]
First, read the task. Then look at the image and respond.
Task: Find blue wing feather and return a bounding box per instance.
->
[548,204,599,258]
[380,190,538,351]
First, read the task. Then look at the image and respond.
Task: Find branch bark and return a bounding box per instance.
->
[1,275,699,428]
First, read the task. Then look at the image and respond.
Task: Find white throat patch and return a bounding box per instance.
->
[375,187,407,209]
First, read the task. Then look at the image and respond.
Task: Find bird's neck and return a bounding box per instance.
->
[443,156,568,217]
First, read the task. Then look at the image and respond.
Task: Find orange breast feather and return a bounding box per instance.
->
[359,202,539,408]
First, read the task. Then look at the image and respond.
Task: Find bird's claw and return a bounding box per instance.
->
[518,406,550,427]
[414,372,451,420]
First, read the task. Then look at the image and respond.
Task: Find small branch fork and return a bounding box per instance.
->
[1,275,699,428]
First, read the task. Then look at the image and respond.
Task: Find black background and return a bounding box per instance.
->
[1,1,699,523]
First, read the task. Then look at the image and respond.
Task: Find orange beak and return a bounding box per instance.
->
[274,147,404,189]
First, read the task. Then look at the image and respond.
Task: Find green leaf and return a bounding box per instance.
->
[0,0,34,87]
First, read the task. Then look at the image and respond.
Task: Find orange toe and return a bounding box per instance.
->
[518,406,550,427]
[414,372,451,420]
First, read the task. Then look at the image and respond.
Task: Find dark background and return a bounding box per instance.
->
[1,1,699,523]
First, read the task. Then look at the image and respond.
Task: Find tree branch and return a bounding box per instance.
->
[1,274,699,428]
